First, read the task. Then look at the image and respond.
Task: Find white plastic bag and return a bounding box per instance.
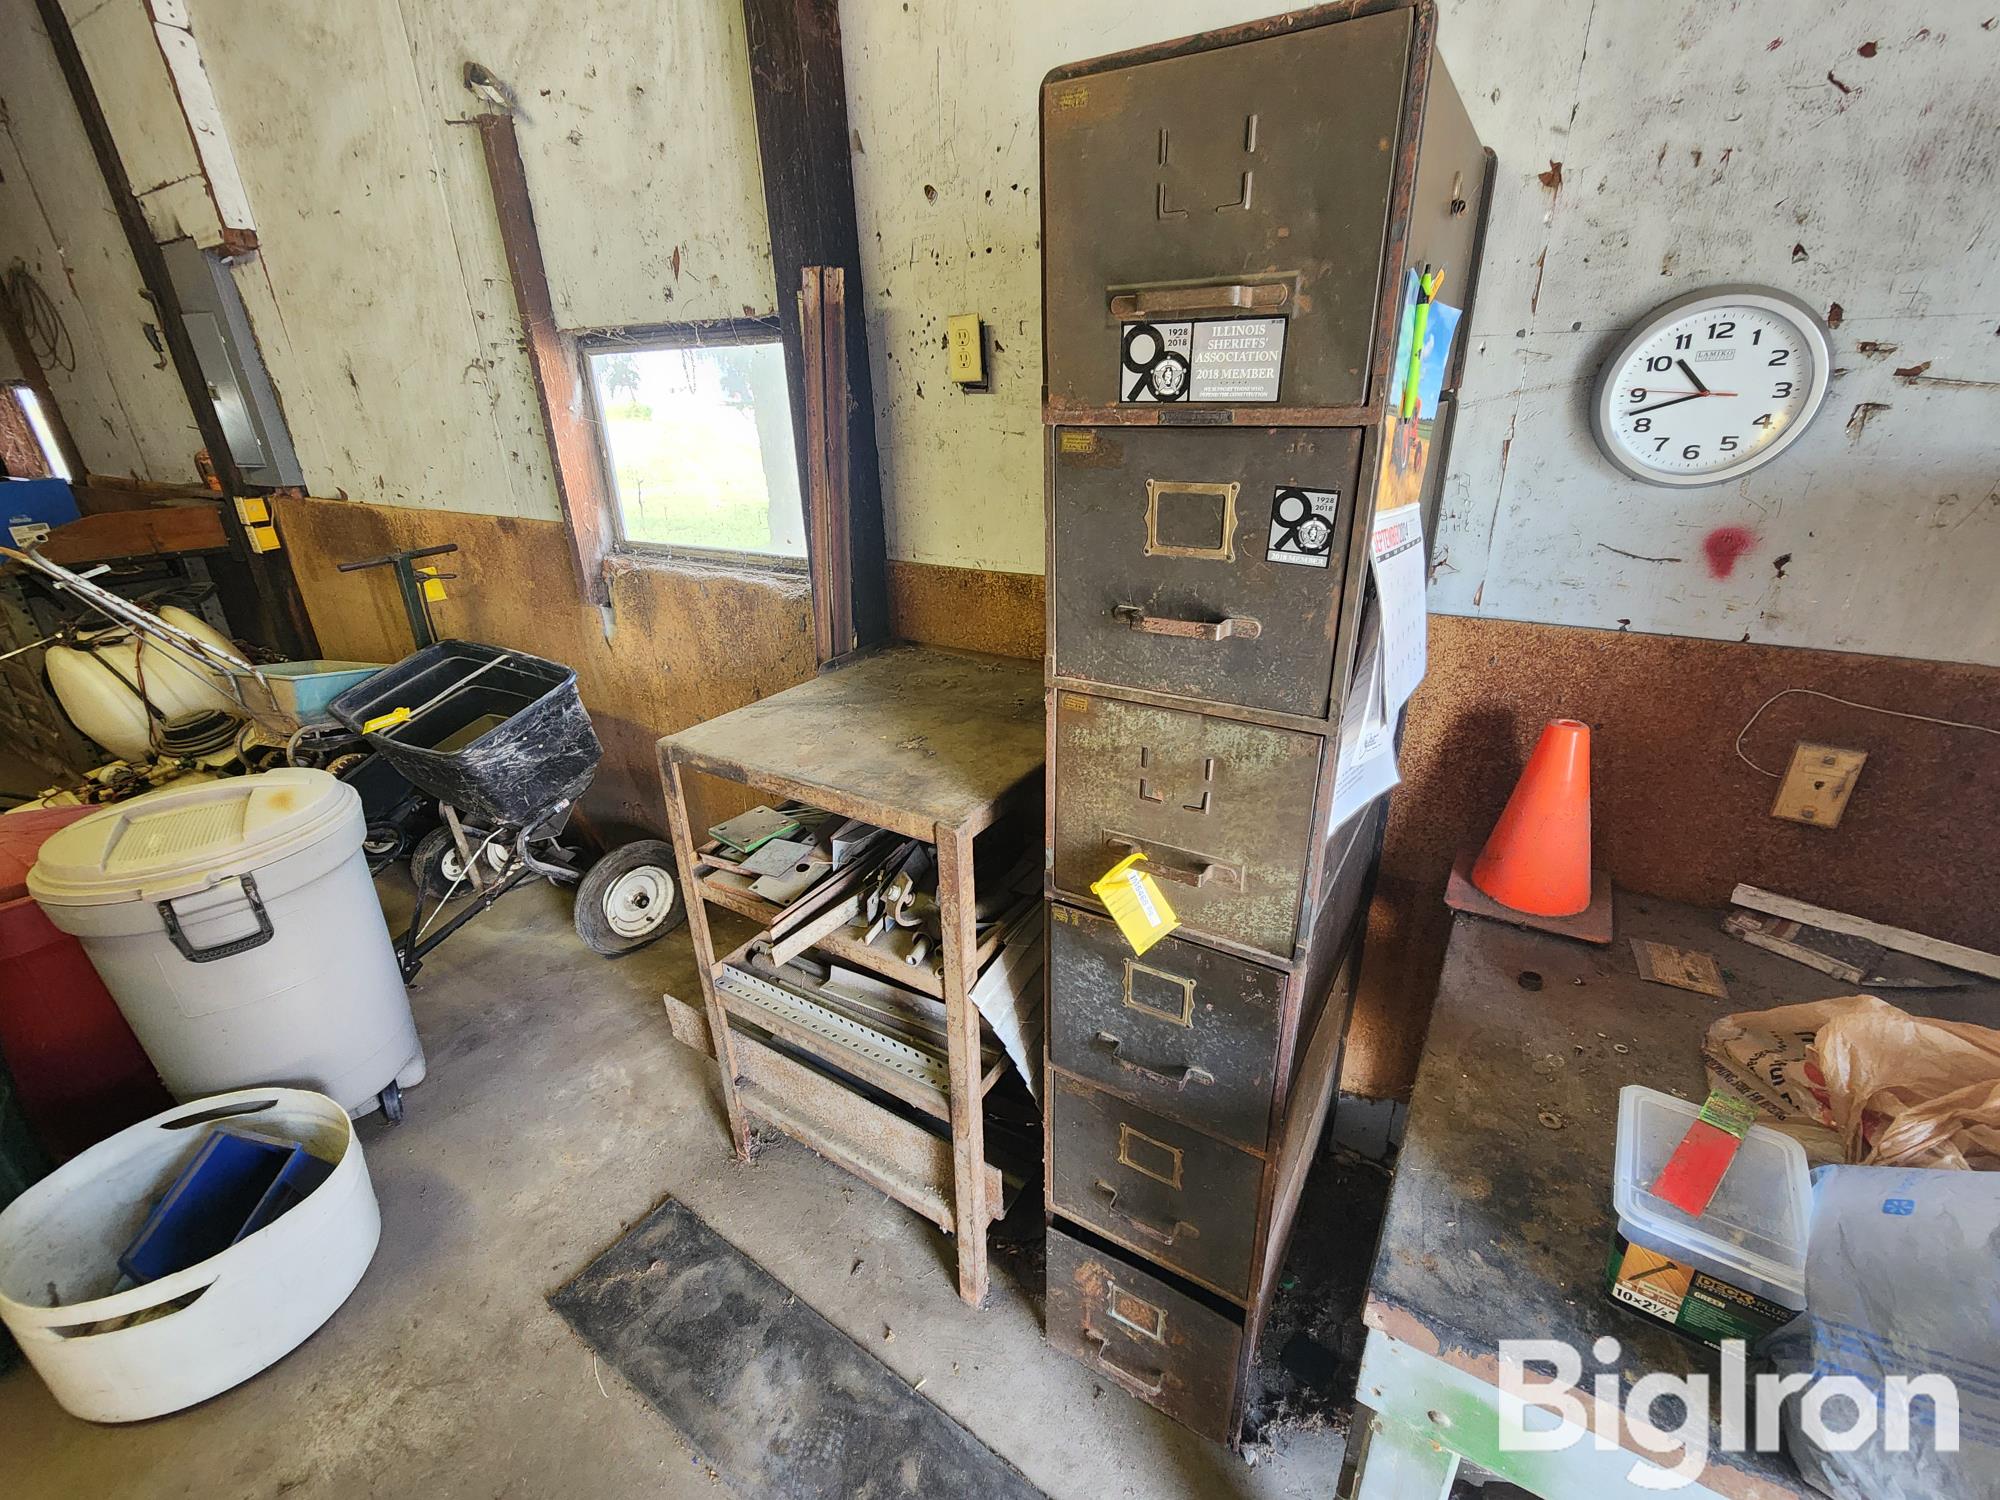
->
[1762,1165,2000,1499]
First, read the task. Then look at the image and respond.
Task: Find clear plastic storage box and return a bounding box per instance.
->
[1613,1084,1813,1311]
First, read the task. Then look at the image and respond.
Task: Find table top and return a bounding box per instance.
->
[659,645,1044,837]
[1368,894,2000,1496]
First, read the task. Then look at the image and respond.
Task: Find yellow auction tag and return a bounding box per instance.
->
[362,706,412,734]
[1091,852,1179,956]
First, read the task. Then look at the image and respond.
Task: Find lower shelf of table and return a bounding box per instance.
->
[663,988,1004,1238]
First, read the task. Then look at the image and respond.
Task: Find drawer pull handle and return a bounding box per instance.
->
[1112,605,1262,642]
[1102,832,1244,892]
[1109,282,1290,319]
[1084,1332,1167,1397]
[1092,1032,1215,1091]
[1093,1179,1199,1247]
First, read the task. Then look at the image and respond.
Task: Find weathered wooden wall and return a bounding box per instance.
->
[276,495,816,840]
[0,0,201,479]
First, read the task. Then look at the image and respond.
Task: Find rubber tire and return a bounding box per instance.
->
[574,839,686,956]
[408,828,512,900]
[363,822,411,865]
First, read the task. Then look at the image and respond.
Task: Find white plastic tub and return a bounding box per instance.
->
[1606,1085,1812,1346]
[0,1088,379,1422]
[28,768,425,1118]
[1612,1084,1812,1307]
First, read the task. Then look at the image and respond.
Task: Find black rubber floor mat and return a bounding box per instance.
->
[550,1196,1046,1500]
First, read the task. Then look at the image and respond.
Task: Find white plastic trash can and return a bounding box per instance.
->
[0,1087,379,1422]
[28,768,425,1119]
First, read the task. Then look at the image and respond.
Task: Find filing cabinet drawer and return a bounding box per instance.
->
[1046,1225,1243,1442]
[1041,8,1411,412]
[1050,1073,1263,1299]
[1052,691,1322,961]
[1050,426,1360,718]
[1048,902,1284,1149]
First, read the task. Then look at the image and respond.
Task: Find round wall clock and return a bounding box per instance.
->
[1589,285,1832,487]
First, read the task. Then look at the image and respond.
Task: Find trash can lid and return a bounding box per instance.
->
[27,769,359,908]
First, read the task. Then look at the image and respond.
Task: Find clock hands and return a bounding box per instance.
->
[1626,362,1743,416]
[1626,391,1706,416]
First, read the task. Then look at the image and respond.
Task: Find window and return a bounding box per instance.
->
[582,324,804,563]
[2,384,70,481]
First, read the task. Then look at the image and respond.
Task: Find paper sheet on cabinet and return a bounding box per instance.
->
[1329,612,1400,836]
[969,903,1047,1105]
[1369,500,1428,715]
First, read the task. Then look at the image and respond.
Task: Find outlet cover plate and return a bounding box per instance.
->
[1772,743,1867,827]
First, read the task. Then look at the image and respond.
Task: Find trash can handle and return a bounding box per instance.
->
[157,874,275,963]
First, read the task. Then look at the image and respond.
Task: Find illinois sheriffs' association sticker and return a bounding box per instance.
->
[1267,487,1339,567]
[1120,318,1285,402]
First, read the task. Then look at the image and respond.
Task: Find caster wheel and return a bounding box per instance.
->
[380,1080,404,1124]
[574,839,686,956]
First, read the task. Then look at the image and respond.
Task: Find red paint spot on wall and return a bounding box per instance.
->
[1702,526,1758,578]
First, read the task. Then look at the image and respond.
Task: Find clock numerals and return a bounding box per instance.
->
[1596,290,1827,484]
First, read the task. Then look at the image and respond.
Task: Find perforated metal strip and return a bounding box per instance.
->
[717,966,949,1091]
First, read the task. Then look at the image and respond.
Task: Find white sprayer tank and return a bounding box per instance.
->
[27,768,425,1118]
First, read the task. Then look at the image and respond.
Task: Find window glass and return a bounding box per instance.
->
[585,338,803,559]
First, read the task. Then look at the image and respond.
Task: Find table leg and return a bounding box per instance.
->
[664,758,750,1158]
[1345,1404,1461,1500]
[934,821,989,1307]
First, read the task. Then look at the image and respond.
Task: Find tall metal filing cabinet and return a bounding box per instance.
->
[1037,1,1492,1443]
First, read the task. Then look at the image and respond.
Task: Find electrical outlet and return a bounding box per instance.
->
[946,313,985,386]
[1771,743,1867,827]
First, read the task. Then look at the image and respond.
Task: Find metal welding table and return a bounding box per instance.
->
[1345,895,2000,1498]
[657,645,1044,1307]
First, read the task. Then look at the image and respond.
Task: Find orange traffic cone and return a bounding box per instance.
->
[1471,719,1593,917]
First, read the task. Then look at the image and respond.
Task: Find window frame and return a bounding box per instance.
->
[575,316,808,574]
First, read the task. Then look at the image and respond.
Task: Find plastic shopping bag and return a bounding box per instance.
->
[1704,996,2000,1169]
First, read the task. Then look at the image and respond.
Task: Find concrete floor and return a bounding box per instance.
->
[3,876,1347,1500]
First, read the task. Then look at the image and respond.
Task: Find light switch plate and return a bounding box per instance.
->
[946,313,985,384]
[1771,743,1867,827]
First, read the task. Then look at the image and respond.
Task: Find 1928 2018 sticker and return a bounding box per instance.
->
[1268,487,1339,567]
[1121,318,1286,403]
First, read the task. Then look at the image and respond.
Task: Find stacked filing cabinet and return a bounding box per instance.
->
[1037,1,1492,1443]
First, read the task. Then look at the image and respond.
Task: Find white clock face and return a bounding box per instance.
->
[1591,288,1830,487]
